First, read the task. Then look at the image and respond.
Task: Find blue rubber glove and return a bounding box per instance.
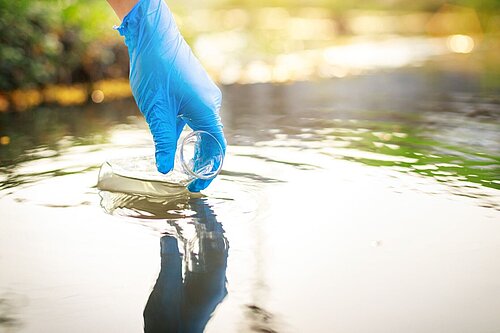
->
[115,0,226,192]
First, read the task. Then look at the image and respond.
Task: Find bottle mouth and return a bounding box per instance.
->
[179,130,224,180]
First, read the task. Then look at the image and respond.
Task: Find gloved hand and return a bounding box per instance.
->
[115,0,226,192]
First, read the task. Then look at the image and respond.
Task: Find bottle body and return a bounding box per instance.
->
[97,130,224,196]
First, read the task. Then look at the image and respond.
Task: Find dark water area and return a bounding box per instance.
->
[0,55,499,332]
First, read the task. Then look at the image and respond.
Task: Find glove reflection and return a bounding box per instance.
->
[143,198,228,333]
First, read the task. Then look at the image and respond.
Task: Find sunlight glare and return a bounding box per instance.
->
[446,34,474,54]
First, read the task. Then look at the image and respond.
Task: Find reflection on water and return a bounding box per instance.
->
[99,191,192,220]
[144,233,226,333]
[145,204,227,333]
[220,69,500,209]
[100,191,228,333]
[0,294,23,332]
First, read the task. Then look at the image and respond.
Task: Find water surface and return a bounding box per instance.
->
[1,55,500,332]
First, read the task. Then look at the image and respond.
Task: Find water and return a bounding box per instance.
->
[1,56,500,332]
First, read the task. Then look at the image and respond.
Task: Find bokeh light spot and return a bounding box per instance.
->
[91,90,105,103]
[0,136,11,145]
[446,34,474,54]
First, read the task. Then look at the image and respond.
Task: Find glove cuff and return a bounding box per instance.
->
[114,0,144,36]
[113,0,177,52]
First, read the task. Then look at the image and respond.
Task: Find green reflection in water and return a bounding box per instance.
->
[316,118,499,191]
[0,100,141,193]
[0,101,139,168]
[0,79,498,203]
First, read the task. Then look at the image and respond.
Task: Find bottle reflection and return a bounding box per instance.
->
[143,199,228,333]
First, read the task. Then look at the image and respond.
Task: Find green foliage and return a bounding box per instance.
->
[0,0,120,91]
[0,1,60,90]
[0,0,498,92]
[216,0,500,11]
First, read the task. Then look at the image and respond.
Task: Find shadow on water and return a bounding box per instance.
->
[99,190,228,333]
[0,295,23,333]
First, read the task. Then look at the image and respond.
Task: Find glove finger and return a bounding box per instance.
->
[188,178,212,193]
[187,133,224,193]
[149,104,179,174]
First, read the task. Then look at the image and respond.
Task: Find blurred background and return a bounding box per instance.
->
[1,0,499,191]
[1,2,500,332]
[0,0,499,111]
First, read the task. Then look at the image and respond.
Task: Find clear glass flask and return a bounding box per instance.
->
[97,131,224,196]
